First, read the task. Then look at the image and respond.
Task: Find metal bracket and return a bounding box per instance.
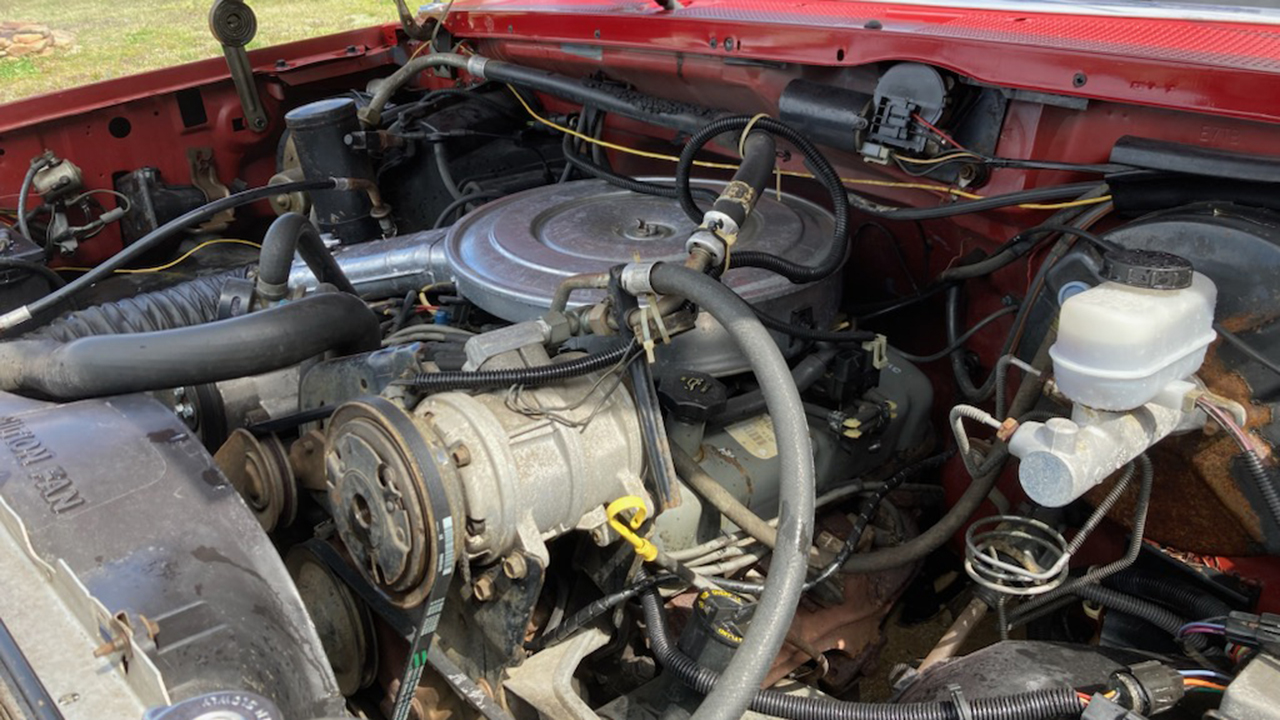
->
[187,147,234,231]
[209,0,269,133]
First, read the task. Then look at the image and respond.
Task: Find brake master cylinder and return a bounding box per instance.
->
[1010,250,1217,506]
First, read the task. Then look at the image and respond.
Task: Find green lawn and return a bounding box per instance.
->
[0,0,396,104]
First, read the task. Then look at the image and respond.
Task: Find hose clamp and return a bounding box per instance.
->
[948,684,974,720]
[620,262,660,297]
[685,229,726,266]
[701,210,740,239]
[466,55,489,79]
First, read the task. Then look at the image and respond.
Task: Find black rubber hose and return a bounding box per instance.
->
[1070,584,1210,651]
[1104,571,1234,622]
[753,307,877,344]
[16,155,50,246]
[0,292,379,399]
[560,131,721,206]
[827,442,1009,576]
[481,60,715,135]
[256,213,357,300]
[708,131,776,231]
[0,258,65,293]
[525,572,679,652]
[714,347,838,426]
[25,269,248,342]
[1241,449,1280,528]
[402,341,634,393]
[5,178,340,333]
[647,262,814,720]
[431,190,505,230]
[675,116,851,284]
[848,181,1105,221]
[637,575,1084,720]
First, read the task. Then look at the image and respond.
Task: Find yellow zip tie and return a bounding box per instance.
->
[646,293,672,345]
[638,305,657,364]
[606,496,657,561]
[737,113,771,157]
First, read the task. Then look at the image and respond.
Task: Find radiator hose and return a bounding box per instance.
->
[0,292,379,399]
[26,269,248,342]
[637,574,1084,720]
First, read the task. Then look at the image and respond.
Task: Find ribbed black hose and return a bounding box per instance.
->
[637,578,1084,720]
[1104,571,1233,622]
[675,116,851,284]
[26,269,247,342]
[1071,585,1210,651]
[8,178,339,332]
[560,131,721,205]
[1241,450,1280,530]
[0,292,379,400]
[402,341,634,393]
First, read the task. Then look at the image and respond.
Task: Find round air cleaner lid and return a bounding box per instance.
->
[444,179,836,322]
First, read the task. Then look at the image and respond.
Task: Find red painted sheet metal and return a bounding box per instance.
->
[440,0,1280,123]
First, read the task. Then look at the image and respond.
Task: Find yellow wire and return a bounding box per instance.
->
[506,85,1112,211]
[56,238,261,274]
[893,151,984,165]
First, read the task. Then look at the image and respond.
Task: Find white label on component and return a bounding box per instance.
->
[724,415,778,460]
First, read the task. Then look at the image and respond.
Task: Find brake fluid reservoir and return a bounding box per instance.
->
[1049,250,1217,411]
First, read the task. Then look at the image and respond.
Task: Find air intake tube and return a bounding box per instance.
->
[0,292,378,400]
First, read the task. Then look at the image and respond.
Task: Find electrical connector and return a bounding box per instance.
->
[1082,694,1148,720]
[1107,661,1184,716]
[1225,611,1280,655]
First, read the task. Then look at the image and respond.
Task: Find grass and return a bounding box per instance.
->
[0,0,396,104]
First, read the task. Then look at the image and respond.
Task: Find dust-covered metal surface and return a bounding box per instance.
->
[0,391,343,718]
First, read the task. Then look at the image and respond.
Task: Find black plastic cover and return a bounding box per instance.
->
[1101,249,1194,290]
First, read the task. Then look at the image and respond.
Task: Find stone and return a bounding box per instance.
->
[13,33,46,45]
[0,38,11,50]
[36,46,54,57]
[6,42,36,58]
[51,31,74,48]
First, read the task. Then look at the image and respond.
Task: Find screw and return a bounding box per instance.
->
[865,19,883,29]
[473,576,495,602]
[502,554,528,580]
[593,29,601,39]
[1072,72,1088,88]
[450,444,472,468]
[723,37,734,51]
[92,635,128,658]
[346,45,358,54]
[275,59,288,70]
[466,517,486,535]
[709,37,717,48]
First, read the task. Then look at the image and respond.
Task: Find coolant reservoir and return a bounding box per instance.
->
[1049,250,1217,411]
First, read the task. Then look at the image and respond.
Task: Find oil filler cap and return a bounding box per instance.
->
[1102,248,1193,290]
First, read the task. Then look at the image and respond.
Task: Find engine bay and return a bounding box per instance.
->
[1,3,1279,719]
